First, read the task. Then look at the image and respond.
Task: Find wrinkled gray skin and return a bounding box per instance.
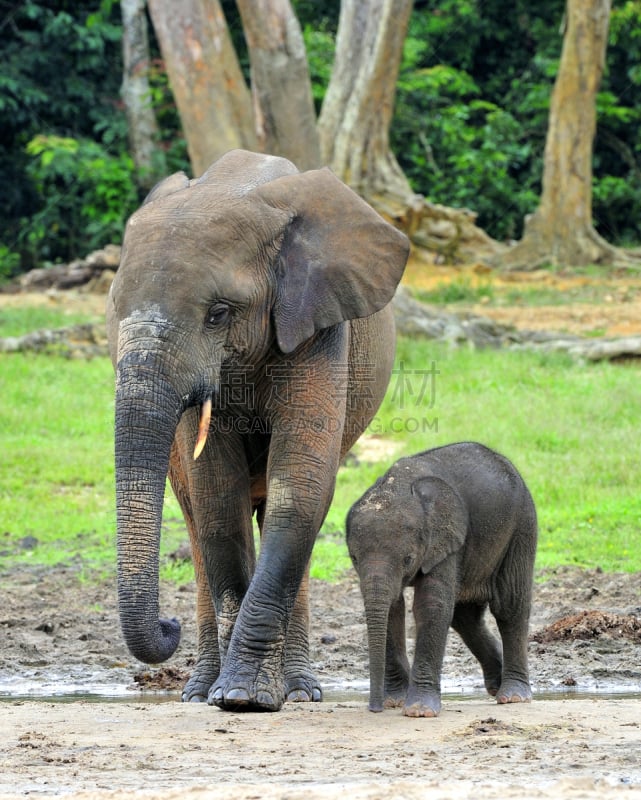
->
[346,442,537,717]
[107,149,409,712]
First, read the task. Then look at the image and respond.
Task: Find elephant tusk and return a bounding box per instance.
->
[193,395,212,460]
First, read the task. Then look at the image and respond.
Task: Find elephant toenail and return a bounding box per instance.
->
[226,688,251,703]
[287,689,309,703]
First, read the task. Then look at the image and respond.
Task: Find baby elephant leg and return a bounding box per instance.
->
[404,565,456,717]
[493,610,532,703]
[384,594,410,708]
[451,603,503,697]
[491,527,535,704]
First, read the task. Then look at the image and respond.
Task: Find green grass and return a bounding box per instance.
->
[0,305,102,337]
[415,277,495,305]
[414,274,636,308]
[320,339,641,578]
[1,306,640,586]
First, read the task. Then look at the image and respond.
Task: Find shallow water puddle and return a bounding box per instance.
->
[0,675,639,704]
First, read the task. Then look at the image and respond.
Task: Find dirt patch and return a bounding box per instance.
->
[1,563,640,799]
[534,610,641,644]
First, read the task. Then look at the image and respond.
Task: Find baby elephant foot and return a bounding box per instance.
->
[383,673,409,708]
[496,678,532,704]
[403,687,441,718]
[383,687,408,709]
[285,671,322,703]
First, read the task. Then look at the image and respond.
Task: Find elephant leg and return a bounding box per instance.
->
[404,563,456,718]
[451,603,503,697]
[283,562,322,702]
[255,501,320,704]
[183,536,221,702]
[168,443,220,703]
[490,534,534,704]
[176,423,256,702]
[209,471,328,712]
[210,433,345,708]
[383,593,410,708]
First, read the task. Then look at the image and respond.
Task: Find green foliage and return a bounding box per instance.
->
[21,135,138,265]
[389,1,641,244]
[393,52,541,240]
[302,25,336,110]
[0,246,22,283]
[4,2,641,268]
[0,1,128,270]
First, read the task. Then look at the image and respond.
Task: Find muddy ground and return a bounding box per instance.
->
[1,563,641,799]
[2,265,641,798]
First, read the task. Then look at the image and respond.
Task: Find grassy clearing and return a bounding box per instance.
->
[0,305,103,337]
[1,306,639,586]
[414,275,638,308]
[321,339,641,578]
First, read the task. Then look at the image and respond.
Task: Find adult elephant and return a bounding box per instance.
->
[107,149,409,712]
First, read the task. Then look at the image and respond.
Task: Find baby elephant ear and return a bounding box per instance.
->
[254,168,409,354]
[411,477,468,576]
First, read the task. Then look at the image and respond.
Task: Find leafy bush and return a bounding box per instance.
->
[21,135,138,265]
[393,61,539,240]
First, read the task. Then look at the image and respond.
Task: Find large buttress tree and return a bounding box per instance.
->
[316,0,501,260]
[236,0,321,170]
[317,0,413,199]
[146,0,256,177]
[500,0,640,268]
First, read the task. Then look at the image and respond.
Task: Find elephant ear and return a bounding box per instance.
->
[254,168,410,354]
[411,477,469,576]
[142,171,191,205]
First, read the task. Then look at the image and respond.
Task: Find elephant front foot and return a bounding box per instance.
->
[181,660,219,703]
[403,687,441,718]
[208,667,285,712]
[496,678,532,704]
[285,669,322,703]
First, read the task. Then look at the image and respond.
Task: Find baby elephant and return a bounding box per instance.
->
[346,441,537,717]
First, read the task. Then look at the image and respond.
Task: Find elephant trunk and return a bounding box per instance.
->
[361,574,393,713]
[114,357,184,664]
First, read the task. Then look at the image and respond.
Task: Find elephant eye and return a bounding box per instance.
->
[403,554,414,569]
[205,302,231,328]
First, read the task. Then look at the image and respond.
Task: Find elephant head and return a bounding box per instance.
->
[108,149,408,666]
[346,471,467,711]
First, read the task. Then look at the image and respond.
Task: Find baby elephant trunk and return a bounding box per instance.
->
[361,575,394,713]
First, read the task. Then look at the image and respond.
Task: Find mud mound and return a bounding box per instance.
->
[533,610,641,643]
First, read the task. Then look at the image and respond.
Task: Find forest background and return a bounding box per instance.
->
[2,0,641,279]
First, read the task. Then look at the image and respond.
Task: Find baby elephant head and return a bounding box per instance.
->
[347,475,468,594]
[346,473,468,712]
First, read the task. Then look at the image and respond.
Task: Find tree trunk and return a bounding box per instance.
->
[120,0,166,188]
[147,0,256,177]
[315,0,504,264]
[236,0,321,170]
[317,0,413,198]
[497,0,640,269]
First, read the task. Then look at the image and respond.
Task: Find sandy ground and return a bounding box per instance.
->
[2,268,641,798]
